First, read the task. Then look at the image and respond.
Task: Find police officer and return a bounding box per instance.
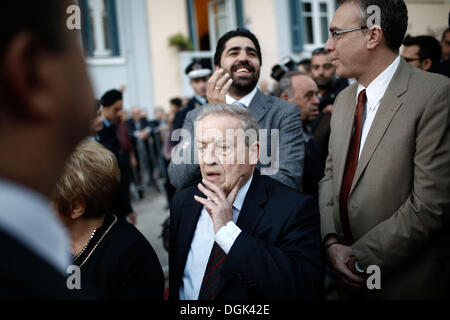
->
[171,60,212,138]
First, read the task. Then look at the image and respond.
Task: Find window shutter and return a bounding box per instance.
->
[80,0,94,56]
[186,0,198,50]
[105,0,120,56]
[289,0,303,52]
[235,0,244,28]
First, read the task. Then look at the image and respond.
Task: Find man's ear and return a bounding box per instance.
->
[366,26,383,50]
[70,197,86,220]
[249,141,260,165]
[1,31,59,120]
[214,64,220,71]
[420,58,432,71]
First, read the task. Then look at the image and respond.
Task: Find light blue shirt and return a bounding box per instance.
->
[102,117,113,128]
[194,94,208,105]
[87,135,99,142]
[0,179,71,274]
[179,175,253,300]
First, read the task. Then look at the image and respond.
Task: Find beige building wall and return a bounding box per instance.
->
[243,0,281,90]
[405,0,450,38]
[147,0,189,109]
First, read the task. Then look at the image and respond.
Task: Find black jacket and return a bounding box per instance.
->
[98,121,133,217]
[169,170,323,300]
[74,213,164,299]
[0,229,92,299]
[171,96,206,140]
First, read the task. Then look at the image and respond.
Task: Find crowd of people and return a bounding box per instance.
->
[1,0,449,300]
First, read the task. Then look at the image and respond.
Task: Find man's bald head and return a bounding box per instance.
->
[279,71,320,124]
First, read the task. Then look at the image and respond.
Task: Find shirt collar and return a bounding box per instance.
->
[102,116,112,127]
[357,55,401,110]
[232,174,253,212]
[226,87,258,107]
[194,95,207,105]
[0,179,71,274]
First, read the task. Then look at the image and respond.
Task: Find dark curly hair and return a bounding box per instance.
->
[213,28,262,67]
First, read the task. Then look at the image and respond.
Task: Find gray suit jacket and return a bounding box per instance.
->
[319,58,450,299]
[168,89,305,190]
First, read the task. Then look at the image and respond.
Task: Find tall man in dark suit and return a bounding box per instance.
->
[0,0,95,298]
[168,29,305,191]
[99,89,136,224]
[320,0,450,299]
[170,103,323,300]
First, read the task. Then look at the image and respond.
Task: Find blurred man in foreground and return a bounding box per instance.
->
[0,0,95,298]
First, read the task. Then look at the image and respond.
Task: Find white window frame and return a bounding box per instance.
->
[81,0,123,65]
[301,0,335,52]
[89,0,111,57]
[208,0,237,49]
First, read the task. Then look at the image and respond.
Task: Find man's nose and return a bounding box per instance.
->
[202,146,217,165]
[237,50,249,62]
[313,95,320,105]
[325,37,334,52]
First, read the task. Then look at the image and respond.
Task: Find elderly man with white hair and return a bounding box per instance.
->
[169,103,323,300]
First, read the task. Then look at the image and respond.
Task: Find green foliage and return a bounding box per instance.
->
[168,33,194,51]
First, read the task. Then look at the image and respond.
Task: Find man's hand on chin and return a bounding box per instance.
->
[194,177,242,233]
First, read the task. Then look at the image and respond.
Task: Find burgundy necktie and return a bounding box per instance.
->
[339,89,366,245]
[198,242,226,300]
[116,122,132,153]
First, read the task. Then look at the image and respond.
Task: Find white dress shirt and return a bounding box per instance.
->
[226,87,258,107]
[356,56,400,158]
[0,179,71,274]
[179,175,253,300]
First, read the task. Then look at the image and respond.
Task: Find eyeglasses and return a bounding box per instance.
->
[329,26,368,41]
[402,57,423,63]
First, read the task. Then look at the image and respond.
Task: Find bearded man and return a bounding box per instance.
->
[168,29,305,192]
